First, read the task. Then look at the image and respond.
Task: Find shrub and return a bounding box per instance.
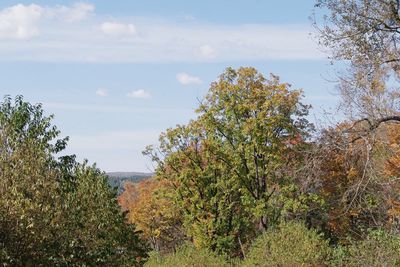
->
[333,229,400,267]
[144,244,231,267]
[243,221,331,267]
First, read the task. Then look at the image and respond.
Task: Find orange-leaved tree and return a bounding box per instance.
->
[317,121,400,240]
[119,179,185,253]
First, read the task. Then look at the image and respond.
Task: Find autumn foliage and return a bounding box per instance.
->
[119,179,185,253]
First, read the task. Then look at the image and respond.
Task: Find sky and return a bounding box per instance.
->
[0,1,339,172]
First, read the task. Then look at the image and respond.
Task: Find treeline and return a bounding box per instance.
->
[107,173,152,194]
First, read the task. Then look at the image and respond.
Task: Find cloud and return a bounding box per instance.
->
[0,3,93,40]
[127,89,151,99]
[100,22,136,37]
[0,3,324,62]
[0,4,43,40]
[43,102,192,113]
[177,72,202,85]
[95,88,108,97]
[199,44,216,59]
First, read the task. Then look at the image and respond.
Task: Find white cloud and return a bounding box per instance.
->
[0,3,323,62]
[95,88,108,97]
[0,4,43,40]
[199,44,216,59]
[100,22,136,37]
[127,89,151,99]
[0,3,93,40]
[177,72,202,85]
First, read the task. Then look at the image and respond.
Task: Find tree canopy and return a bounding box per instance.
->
[0,96,147,266]
[145,67,321,256]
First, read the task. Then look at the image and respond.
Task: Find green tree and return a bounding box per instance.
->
[0,96,147,266]
[146,121,250,255]
[146,67,317,255]
[59,163,147,266]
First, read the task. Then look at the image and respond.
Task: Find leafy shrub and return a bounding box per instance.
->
[333,229,400,267]
[243,221,332,267]
[144,244,231,267]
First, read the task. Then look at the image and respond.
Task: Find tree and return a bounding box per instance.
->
[146,121,251,256]
[59,163,148,266]
[313,0,400,120]
[146,67,318,255]
[119,179,186,253]
[313,0,400,238]
[315,123,383,238]
[314,0,400,71]
[0,96,70,265]
[0,96,147,266]
[308,119,400,240]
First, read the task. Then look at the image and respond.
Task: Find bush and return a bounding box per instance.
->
[144,245,231,267]
[333,229,400,267]
[243,221,332,267]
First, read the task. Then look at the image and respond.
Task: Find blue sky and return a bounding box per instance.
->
[0,1,338,172]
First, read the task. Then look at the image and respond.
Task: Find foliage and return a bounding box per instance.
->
[146,121,251,256]
[311,121,400,239]
[312,0,400,241]
[120,179,186,253]
[0,96,68,265]
[144,245,231,267]
[242,221,332,267]
[145,67,318,255]
[316,123,382,238]
[0,95,68,154]
[0,128,62,266]
[332,229,400,267]
[0,96,147,266]
[58,163,148,266]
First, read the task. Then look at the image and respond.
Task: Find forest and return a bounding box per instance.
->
[2,0,400,266]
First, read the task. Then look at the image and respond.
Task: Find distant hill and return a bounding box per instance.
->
[106,172,153,194]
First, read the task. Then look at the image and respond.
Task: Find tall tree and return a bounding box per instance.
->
[146,67,318,255]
